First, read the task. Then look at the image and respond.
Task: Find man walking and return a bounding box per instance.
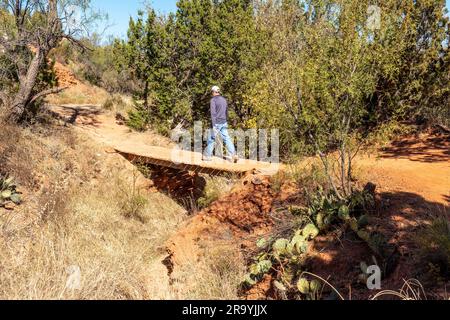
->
[203,86,238,163]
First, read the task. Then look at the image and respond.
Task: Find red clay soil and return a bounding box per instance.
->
[31,45,80,88]
[53,61,80,88]
[164,174,281,277]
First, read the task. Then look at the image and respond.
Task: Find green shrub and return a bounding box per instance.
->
[126,100,151,132]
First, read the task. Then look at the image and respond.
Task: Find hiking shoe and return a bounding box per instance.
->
[232,155,239,163]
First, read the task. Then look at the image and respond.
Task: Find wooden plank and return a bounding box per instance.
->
[114,143,281,177]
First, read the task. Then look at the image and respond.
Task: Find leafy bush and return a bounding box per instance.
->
[125,99,174,136]
[126,100,151,132]
[242,219,321,299]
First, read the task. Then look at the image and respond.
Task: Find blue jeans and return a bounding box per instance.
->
[205,123,236,158]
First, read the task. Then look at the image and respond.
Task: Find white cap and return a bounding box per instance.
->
[211,85,220,93]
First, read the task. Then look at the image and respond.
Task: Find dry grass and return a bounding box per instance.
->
[197,175,237,209]
[371,279,428,300]
[170,243,246,300]
[0,121,186,299]
[0,119,246,300]
[101,94,133,114]
[46,85,110,106]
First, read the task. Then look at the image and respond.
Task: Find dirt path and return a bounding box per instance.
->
[357,132,449,205]
[307,131,449,299]
[48,104,174,148]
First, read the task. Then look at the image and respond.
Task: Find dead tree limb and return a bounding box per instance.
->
[29,86,68,104]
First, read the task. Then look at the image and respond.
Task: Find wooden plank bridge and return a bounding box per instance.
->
[114,143,281,177]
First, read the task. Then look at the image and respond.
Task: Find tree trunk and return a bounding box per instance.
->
[6,0,60,123]
[143,80,149,109]
[8,48,45,121]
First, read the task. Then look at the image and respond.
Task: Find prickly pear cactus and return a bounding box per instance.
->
[349,217,359,232]
[309,279,321,293]
[338,205,350,221]
[357,230,370,242]
[302,223,320,240]
[0,175,22,208]
[297,278,310,294]
[315,212,325,229]
[272,238,290,258]
[291,234,308,254]
[358,215,370,228]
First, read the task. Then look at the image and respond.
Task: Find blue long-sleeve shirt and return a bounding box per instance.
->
[210,95,228,126]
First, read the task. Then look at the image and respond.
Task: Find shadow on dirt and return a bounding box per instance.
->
[49,105,103,127]
[304,190,449,300]
[380,133,450,163]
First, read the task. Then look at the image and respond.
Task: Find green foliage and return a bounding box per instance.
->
[113,0,263,133]
[105,0,450,150]
[126,100,151,132]
[0,6,60,118]
[0,9,18,95]
[250,0,449,157]
[296,278,310,294]
[242,217,321,291]
[0,175,22,207]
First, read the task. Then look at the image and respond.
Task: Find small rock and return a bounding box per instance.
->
[363,182,377,197]
[252,177,263,185]
[3,202,16,210]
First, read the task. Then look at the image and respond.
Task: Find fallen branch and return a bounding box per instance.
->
[29,86,68,104]
[63,35,92,53]
[436,124,450,134]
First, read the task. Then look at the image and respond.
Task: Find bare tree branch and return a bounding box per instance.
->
[29,86,68,104]
[2,0,100,121]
